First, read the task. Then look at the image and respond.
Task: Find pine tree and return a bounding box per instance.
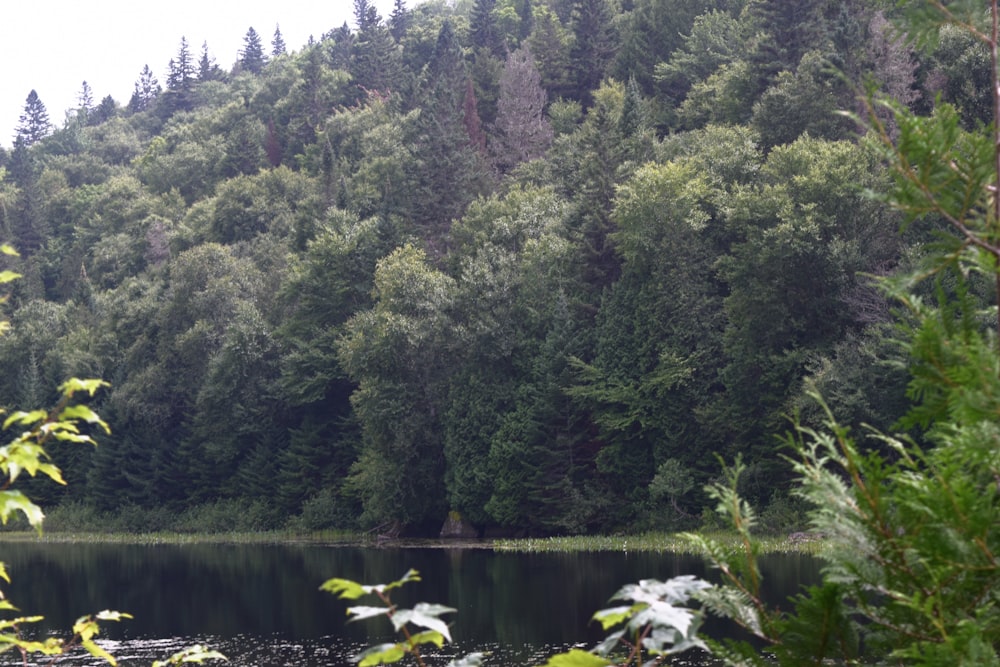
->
[272,25,287,56]
[14,90,50,146]
[239,27,267,74]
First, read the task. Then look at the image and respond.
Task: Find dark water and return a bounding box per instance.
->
[0,541,820,666]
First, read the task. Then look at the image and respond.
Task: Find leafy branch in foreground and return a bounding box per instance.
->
[327,568,713,667]
[322,569,483,667]
[540,576,710,667]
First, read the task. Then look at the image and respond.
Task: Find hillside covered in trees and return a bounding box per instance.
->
[0,0,979,535]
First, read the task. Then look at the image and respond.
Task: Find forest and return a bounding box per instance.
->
[0,0,982,536]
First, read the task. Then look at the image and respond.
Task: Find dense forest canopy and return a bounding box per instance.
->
[0,0,979,535]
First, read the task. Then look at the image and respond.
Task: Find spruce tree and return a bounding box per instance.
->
[239,27,267,74]
[128,64,160,112]
[197,41,224,81]
[14,90,50,146]
[389,0,410,42]
[272,25,287,56]
[413,20,491,251]
[568,0,619,107]
[77,81,94,121]
[470,0,505,57]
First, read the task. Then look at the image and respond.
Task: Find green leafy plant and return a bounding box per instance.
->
[322,569,483,667]
[327,568,713,667]
[540,576,710,667]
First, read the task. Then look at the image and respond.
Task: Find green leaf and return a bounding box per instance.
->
[58,378,110,398]
[0,491,43,529]
[592,605,641,630]
[81,639,117,666]
[58,405,111,434]
[408,630,446,648]
[0,271,21,284]
[539,649,613,667]
[0,245,18,257]
[320,578,367,600]
[3,410,47,430]
[356,642,406,666]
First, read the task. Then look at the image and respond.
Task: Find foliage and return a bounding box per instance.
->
[322,569,482,667]
[0,250,226,666]
[0,0,967,536]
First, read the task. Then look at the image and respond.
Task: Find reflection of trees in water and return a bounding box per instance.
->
[0,543,819,660]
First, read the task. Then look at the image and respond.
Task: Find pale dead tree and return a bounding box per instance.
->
[491,45,553,174]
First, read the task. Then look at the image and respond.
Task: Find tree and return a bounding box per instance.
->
[470,0,505,57]
[411,20,492,253]
[197,42,224,82]
[271,25,287,56]
[128,64,160,112]
[239,27,267,74]
[685,3,1000,663]
[166,37,196,90]
[568,0,618,107]
[338,244,456,531]
[491,45,553,173]
[14,90,50,146]
[91,95,117,125]
[389,0,411,41]
[77,81,95,122]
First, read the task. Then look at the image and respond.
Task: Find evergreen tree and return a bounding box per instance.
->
[14,90,50,146]
[77,81,94,121]
[351,8,404,94]
[389,0,410,42]
[272,25,287,56]
[568,0,619,107]
[354,0,378,32]
[491,45,553,173]
[128,64,160,112]
[239,27,267,74]
[470,0,505,57]
[91,95,117,125]
[412,20,492,252]
[167,37,196,89]
[747,0,829,93]
[463,78,487,153]
[197,41,224,81]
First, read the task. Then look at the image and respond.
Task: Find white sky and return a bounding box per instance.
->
[0,0,402,149]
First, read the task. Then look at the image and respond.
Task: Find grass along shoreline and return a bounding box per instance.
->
[0,529,824,554]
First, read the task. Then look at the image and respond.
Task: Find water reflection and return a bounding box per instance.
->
[0,542,820,666]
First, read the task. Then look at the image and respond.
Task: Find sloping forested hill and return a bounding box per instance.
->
[0,0,981,535]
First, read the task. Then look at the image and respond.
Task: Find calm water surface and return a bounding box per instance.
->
[0,541,820,666]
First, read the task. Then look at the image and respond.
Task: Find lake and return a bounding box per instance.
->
[0,541,821,666]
